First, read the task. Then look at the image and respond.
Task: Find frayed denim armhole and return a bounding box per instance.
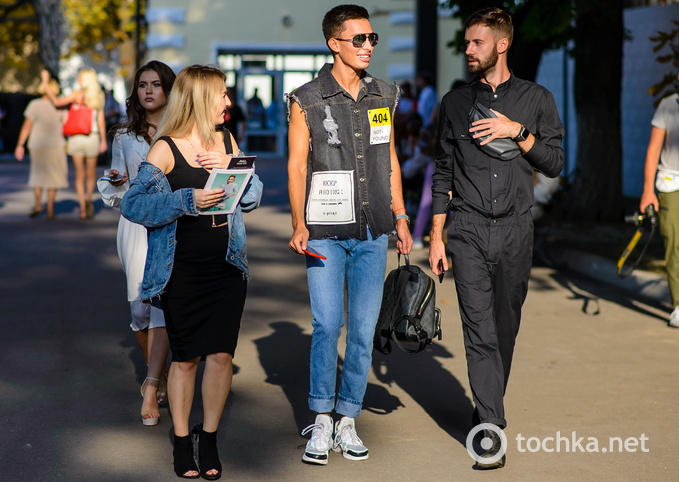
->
[286,92,313,152]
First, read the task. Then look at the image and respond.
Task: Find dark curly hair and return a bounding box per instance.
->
[114,60,176,144]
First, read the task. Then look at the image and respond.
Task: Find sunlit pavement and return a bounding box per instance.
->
[1,157,678,481]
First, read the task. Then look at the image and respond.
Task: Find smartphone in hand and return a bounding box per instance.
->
[100,173,123,183]
[438,259,445,283]
[303,247,327,260]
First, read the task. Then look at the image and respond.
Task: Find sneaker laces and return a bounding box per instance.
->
[336,422,364,447]
[301,422,332,449]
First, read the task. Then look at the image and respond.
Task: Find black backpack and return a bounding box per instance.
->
[374,254,442,355]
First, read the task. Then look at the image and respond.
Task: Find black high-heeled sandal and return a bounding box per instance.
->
[192,424,222,480]
[173,433,199,479]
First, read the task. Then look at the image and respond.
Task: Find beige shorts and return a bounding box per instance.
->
[67,133,99,157]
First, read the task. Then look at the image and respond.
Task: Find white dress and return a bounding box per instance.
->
[97,132,154,303]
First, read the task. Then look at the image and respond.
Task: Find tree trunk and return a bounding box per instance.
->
[33,0,63,78]
[568,0,624,221]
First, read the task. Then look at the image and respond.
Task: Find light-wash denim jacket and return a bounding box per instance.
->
[120,161,263,307]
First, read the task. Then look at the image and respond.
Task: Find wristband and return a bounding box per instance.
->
[395,214,410,224]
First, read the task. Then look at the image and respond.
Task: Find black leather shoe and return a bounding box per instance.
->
[474,429,506,470]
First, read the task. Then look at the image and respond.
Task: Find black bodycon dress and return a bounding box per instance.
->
[160,132,247,362]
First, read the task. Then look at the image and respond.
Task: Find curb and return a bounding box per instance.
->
[545,244,670,305]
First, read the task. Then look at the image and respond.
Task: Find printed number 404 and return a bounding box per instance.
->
[372,112,389,124]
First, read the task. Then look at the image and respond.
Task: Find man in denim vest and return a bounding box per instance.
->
[287,4,412,466]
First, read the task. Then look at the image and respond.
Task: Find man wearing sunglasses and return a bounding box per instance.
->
[429,7,564,470]
[287,3,412,467]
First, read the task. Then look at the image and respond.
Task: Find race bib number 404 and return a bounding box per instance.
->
[368,107,391,145]
[306,171,355,225]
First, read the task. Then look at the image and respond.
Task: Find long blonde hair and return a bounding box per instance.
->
[153,65,226,149]
[78,69,104,110]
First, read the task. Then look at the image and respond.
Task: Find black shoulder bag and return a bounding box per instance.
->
[467,83,521,161]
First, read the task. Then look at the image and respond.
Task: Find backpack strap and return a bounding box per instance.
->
[389,313,429,355]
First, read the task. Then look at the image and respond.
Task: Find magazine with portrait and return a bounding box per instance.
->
[200,156,256,215]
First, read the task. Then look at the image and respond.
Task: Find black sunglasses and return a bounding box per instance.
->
[334,33,379,48]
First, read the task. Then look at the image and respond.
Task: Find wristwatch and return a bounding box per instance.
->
[395,214,410,224]
[512,124,530,142]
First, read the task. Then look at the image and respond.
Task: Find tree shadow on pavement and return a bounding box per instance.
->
[553,270,670,323]
[254,321,403,435]
[371,343,475,447]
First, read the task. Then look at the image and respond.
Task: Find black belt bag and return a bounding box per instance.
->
[467,83,521,161]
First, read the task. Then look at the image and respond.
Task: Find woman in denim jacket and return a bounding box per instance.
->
[121,65,262,480]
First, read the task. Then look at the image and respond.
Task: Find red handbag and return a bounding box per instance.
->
[62,102,92,137]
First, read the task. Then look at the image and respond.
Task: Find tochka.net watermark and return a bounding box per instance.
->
[466,424,649,463]
[515,431,649,454]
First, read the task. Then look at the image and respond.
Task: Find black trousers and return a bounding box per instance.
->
[447,212,533,429]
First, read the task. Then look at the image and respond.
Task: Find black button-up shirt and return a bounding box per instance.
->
[432,75,564,218]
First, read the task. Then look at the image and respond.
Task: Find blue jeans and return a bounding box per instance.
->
[306,228,388,418]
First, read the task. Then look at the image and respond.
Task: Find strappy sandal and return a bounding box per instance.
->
[193,424,222,480]
[140,377,160,426]
[157,370,168,405]
[173,434,199,479]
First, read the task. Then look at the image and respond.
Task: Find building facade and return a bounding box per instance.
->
[145,0,464,157]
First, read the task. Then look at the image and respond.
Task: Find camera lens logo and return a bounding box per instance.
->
[465,423,507,464]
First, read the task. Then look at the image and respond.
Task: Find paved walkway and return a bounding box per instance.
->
[1,158,678,481]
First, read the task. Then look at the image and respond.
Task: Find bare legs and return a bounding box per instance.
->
[46,189,56,218]
[71,154,98,218]
[85,156,97,213]
[32,187,43,213]
[201,353,233,433]
[31,188,58,218]
[168,353,233,478]
[136,326,170,420]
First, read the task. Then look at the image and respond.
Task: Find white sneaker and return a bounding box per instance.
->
[301,414,333,465]
[412,238,424,250]
[669,306,679,328]
[332,417,369,460]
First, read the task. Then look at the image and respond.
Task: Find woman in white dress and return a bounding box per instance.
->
[97,61,176,426]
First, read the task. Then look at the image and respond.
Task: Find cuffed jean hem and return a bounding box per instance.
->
[308,396,362,418]
[336,396,362,418]
[309,395,336,415]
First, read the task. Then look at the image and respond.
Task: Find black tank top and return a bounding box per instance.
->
[163,128,234,229]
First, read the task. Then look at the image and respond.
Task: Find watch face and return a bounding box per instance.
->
[515,126,528,142]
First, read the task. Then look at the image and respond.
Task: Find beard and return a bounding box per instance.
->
[468,45,499,76]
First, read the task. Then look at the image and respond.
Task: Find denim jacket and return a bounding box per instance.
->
[287,63,399,240]
[120,162,263,306]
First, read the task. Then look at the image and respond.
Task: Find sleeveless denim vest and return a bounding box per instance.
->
[287,63,399,240]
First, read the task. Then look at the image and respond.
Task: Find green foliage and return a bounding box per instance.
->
[441,0,574,54]
[0,0,40,71]
[1,0,137,73]
[649,20,679,107]
[62,0,137,61]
